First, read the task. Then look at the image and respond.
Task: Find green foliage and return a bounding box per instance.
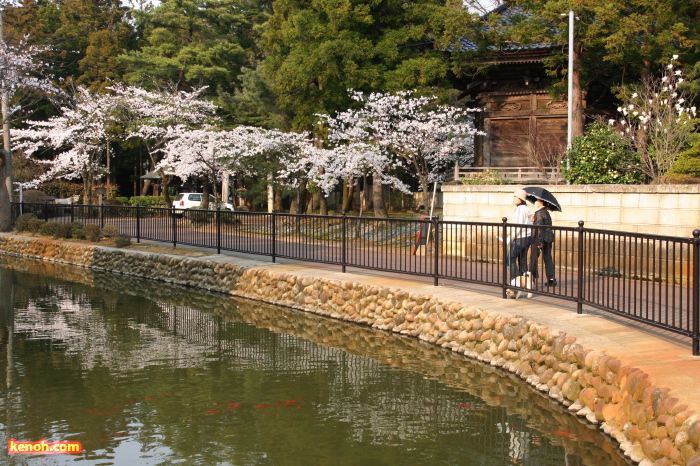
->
[260,0,461,130]
[670,134,700,178]
[71,222,86,240]
[118,0,259,102]
[660,173,700,184]
[22,190,49,203]
[114,197,130,205]
[77,29,131,93]
[55,223,73,239]
[15,213,38,232]
[5,0,135,91]
[39,182,83,200]
[39,222,61,237]
[562,122,643,185]
[185,208,210,225]
[221,66,290,129]
[128,196,167,207]
[102,224,120,237]
[114,234,132,248]
[85,224,102,243]
[460,170,508,185]
[27,218,46,233]
[390,190,415,212]
[496,0,699,100]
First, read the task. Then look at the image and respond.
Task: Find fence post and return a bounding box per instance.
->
[271,211,276,263]
[502,217,508,299]
[577,221,585,315]
[341,212,347,273]
[100,204,105,229]
[693,229,700,356]
[44,201,48,222]
[216,208,221,254]
[433,215,439,286]
[136,206,141,243]
[70,204,74,224]
[172,207,177,248]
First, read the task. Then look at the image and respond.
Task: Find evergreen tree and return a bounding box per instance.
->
[118,0,267,107]
[4,0,135,90]
[260,0,467,131]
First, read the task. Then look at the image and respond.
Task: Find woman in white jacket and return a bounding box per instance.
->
[509,189,532,280]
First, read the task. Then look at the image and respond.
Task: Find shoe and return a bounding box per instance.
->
[546,279,557,286]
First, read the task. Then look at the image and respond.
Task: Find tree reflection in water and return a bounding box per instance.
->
[0,255,629,465]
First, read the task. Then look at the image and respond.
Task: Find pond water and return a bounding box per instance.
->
[0,255,629,465]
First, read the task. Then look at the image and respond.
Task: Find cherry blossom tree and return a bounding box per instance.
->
[158,125,271,207]
[279,138,391,213]
[117,84,220,205]
[0,36,58,231]
[14,87,119,204]
[318,90,483,216]
[253,129,322,213]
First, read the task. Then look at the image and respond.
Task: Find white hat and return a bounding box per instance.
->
[513,189,527,202]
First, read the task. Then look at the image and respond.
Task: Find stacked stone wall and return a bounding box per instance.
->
[1,234,699,465]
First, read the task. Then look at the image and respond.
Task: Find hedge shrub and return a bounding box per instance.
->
[562,122,643,184]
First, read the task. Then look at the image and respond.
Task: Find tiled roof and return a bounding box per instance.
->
[450,3,555,53]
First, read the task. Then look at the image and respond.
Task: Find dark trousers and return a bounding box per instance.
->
[509,237,531,279]
[530,241,554,281]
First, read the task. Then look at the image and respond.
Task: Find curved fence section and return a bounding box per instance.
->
[10,202,700,354]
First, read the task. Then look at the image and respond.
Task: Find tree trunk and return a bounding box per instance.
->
[418,175,432,215]
[83,170,94,206]
[572,43,585,138]
[291,179,308,214]
[141,179,152,196]
[306,192,316,213]
[201,182,210,209]
[161,176,172,206]
[106,142,112,185]
[274,190,283,212]
[222,175,230,206]
[0,163,10,232]
[0,86,13,232]
[372,172,387,218]
[342,179,354,213]
[319,194,328,216]
[266,174,274,213]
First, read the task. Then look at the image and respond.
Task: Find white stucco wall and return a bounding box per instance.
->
[442,184,700,238]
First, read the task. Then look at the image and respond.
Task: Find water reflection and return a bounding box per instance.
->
[0,255,628,465]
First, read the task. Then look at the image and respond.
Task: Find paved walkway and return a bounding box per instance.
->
[143,241,700,413]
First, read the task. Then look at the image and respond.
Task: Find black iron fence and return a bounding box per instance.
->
[10,202,700,355]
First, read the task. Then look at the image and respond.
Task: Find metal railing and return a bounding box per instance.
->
[10,202,700,355]
[454,166,563,184]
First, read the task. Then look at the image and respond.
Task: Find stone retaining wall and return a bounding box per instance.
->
[1,234,699,466]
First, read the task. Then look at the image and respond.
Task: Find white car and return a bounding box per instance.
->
[172,193,234,213]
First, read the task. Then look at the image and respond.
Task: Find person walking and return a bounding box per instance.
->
[529,198,556,286]
[509,189,532,280]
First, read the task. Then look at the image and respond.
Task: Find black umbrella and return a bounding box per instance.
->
[522,187,562,212]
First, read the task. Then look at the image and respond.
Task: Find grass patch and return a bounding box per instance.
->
[125,243,214,257]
